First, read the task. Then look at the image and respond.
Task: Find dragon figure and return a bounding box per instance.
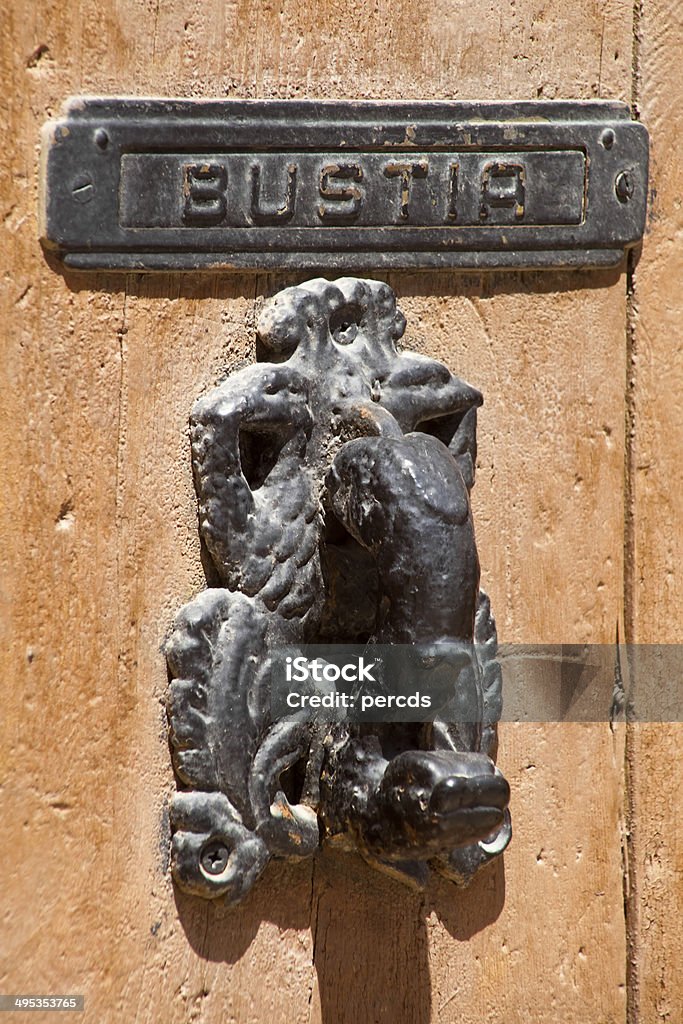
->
[165,277,511,901]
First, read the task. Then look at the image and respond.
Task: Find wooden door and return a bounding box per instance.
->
[2,2,681,1021]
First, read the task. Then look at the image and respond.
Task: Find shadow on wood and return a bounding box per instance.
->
[173,846,505,1023]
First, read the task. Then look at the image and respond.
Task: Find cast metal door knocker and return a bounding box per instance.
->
[165,277,512,902]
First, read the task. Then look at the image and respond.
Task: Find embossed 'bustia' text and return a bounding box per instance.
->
[120,150,585,229]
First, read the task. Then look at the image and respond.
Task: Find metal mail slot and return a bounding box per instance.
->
[40,98,649,271]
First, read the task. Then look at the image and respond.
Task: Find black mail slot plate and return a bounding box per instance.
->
[40,98,649,271]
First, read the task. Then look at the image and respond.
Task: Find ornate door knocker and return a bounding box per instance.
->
[166,277,511,901]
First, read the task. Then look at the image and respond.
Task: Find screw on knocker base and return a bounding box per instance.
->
[200,841,229,876]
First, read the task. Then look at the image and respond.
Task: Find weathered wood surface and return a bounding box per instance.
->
[0,0,678,1021]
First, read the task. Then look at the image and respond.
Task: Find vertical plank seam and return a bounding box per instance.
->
[307,858,320,1023]
[114,277,129,867]
[624,3,644,1021]
[115,281,129,631]
[624,256,641,1024]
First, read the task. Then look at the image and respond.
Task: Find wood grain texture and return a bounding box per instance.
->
[0,1,640,1021]
[625,0,683,1020]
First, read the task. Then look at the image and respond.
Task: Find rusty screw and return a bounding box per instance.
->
[615,171,633,203]
[200,840,229,875]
